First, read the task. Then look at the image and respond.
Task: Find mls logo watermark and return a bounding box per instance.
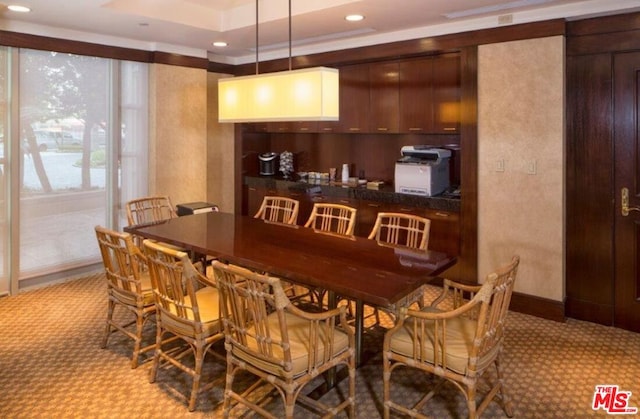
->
[592,385,638,415]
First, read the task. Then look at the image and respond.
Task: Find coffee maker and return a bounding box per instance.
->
[259,152,278,175]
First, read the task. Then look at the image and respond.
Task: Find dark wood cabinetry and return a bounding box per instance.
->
[369,61,400,133]
[249,53,461,134]
[432,54,461,133]
[335,64,370,133]
[399,54,460,134]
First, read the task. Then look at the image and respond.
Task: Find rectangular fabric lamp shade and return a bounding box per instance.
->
[218,67,339,122]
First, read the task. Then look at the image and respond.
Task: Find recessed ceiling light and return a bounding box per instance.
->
[213,41,228,48]
[7,5,31,13]
[345,14,364,22]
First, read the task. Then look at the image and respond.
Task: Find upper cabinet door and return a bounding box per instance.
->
[399,58,434,133]
[369,61,400,133]
[335,64,370,133]
[432,54,461,133]
[399,54,461,134]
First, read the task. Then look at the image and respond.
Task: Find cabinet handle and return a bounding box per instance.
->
[443,127,457,131]
[349,128,361,131]
[367,203,380,208]
[435,212,449,217]
[322,127,333,131]
[399,207,412,212]
[249,187,257,192]
[339,199,350,204]
[377,127,388,131]
[299,128,309,131]
[409,128,422,131]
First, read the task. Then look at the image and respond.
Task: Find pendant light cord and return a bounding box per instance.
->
[288,0,292,71]
[255,0,259,75]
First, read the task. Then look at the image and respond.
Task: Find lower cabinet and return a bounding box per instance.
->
[243,185,460,256]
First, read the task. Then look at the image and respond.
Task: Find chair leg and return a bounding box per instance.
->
[495,356,514,417]
[382,354,391,419]
[284,390,296,419]
[348,353,356,418]
[149,324,163,384]
[466,384,477,419]
[222,359,236,418]
[130,310,145,369]
[102,299,115,348]
[188,345,204,411]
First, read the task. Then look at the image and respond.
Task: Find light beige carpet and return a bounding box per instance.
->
[0,273,638,418]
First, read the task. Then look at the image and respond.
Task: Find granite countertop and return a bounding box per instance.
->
[244,174,460,212]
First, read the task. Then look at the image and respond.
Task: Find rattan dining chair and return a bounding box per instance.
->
[254,195,299,225]
[383,255,520,419]
[94,225,156,369]
[304,202,357,237]
[359,212,433,325]
[211,260,356,419]
[254,195,312,302]
[143,239,224,412]
[303,202,358,310]
[368,212,431,251]
[126,195,177,226]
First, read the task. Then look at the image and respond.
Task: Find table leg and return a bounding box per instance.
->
[354,299,364,367]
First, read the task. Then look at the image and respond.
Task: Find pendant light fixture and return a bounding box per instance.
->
[218,0,339,123]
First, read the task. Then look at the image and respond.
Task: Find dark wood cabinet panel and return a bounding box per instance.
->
[336,64,370,133]
[254,54,460,134]
[399,58,433,133]
[369,61,400,133]
[432,54,461,133]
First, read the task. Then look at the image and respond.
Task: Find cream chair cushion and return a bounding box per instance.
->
[232,311,351,377]
[388,312,500,375]
[164,286,221,336]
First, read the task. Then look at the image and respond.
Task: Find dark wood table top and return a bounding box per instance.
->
[125,211,456,309]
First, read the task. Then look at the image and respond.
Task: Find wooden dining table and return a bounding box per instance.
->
[124,211,456,365]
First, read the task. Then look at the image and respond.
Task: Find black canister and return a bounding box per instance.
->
[259,152,278,175]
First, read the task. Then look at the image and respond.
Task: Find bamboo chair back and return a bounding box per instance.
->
[142,239,223,411]
[143,240,205,325]
[95,225,148,302]
[254,196,299,225]
[94,225,155,369]
[383,255,520,419]
[304,203,357,237]
[368,212,431,250]
[212,260,356,418]
[126,195,177,226]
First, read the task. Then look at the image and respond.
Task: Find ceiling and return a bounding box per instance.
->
[0,0,639,64]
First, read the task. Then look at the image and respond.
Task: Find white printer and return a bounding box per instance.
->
[394,146,451,196]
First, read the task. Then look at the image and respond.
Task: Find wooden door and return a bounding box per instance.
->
[614,51,640,333]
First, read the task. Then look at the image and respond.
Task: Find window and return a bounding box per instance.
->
[0,48,148,291]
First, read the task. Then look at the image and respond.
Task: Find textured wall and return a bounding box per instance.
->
[149,64,208,206]
[206,72,236,213]
[478,36,565,301]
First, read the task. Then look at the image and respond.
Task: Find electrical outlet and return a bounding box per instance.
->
[496,159,505,172]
